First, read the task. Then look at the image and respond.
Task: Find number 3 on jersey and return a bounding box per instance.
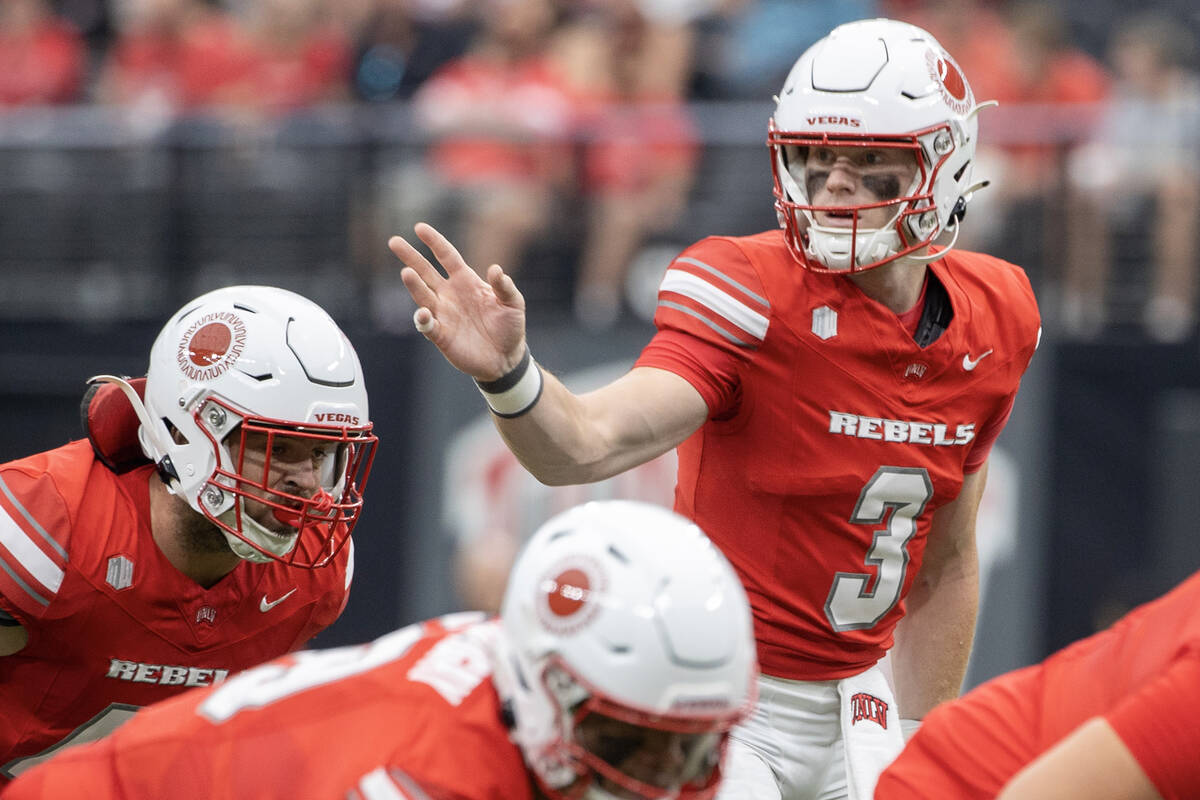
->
[825,467,933,632]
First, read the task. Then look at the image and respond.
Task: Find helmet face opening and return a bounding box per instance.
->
[548,658,745,800]
[192,397,377,568]
[769,123,953,274]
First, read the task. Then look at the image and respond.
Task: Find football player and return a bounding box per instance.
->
[2,500,758,800]
[0,285,376,783]
[390,18,1041,800]
[876,568,1200,799]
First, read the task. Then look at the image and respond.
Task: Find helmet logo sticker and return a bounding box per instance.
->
[537,557,605,636]
[925,49,971,116]
[177,312,248,382]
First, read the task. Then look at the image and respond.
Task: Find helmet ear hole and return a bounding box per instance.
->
[164,419,189,446]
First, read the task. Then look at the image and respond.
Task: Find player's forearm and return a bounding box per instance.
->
[491,367,701,486]
[997,718,1163,800]
[891,554,979,718]
[491,370,635,486]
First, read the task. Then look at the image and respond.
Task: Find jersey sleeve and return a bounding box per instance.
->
[0,465,73,621]
[1105,649,1200,799]
[635,237,770,417]
[963,390,1016,473]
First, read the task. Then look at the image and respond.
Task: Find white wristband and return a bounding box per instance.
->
[475,347,543,418]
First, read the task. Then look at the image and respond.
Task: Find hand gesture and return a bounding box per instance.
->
[390,223,528,382]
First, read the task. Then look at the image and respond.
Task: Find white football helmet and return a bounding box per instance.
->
[92,286,376,568]
[493,500,757,800]
[769,18,992,273]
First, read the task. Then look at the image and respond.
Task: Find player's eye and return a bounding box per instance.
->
[811,148,836,165]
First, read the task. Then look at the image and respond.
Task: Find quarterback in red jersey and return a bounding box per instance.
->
[392,16,1041,800]
[3,501,758,800]
[876,569,1200,799]
[0,286,376,783]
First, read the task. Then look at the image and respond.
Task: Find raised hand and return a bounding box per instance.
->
[390,223,528,382]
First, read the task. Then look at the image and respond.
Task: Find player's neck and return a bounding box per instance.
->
[846,256,929,314]
[148,477,244,588]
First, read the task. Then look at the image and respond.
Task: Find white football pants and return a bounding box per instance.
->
[716,665,903,800]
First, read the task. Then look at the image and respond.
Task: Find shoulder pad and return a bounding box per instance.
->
[80,377,151,474]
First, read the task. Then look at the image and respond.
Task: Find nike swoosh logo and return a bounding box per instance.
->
[962,349,994,371]
[259,588,298,612]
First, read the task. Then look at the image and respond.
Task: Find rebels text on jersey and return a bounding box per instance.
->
[0,440,353,779]
[635,230,1041,680]
[3,615,532,800]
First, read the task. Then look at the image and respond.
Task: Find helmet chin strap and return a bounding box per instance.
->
[909,178,989,264]
[908,218,962,264]
[805,211,903,271]
[216,500,299,563]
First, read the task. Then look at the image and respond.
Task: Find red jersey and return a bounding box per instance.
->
[875,571,1200,799]
[2,615,533,800]
[635,231,1040,679]
[0,440,352,780]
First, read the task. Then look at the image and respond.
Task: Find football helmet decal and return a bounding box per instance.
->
[93,285,376,568]
[769,18,993,273]
[493,500,757,800]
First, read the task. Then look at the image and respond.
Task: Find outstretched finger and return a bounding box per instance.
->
[487,264,525,311]
[400,266,439,311]
[388,234,443,288]
[414,223,474,277]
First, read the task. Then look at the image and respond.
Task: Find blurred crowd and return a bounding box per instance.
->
[4,0,1200,340]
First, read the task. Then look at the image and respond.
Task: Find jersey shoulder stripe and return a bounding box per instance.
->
[0,473,68,608]
[350,766,435,800]
[656,246,772,348]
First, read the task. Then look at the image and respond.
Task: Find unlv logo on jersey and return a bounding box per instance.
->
[536,557,605,635]
[924,48,972,116]
[176,312,247,382]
